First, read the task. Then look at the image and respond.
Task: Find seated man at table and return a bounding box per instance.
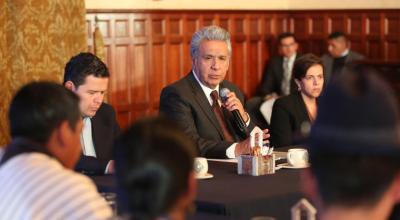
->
[302,65,400,220]
[0,82,112,219]
[114,116,197,220]
[160,25,269,158]
[64,52,120,175]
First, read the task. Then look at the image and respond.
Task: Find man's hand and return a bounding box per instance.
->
[235,129,270,157]
[105,160,114,174]
[223,91,249,122]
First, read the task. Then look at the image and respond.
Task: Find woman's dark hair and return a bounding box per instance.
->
[114,116,196,220]
[9,81,81,144]
[63,52,109,87]
[292,53,323,80]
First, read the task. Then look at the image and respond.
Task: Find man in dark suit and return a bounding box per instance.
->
[246,32,300,128]
[64,52,120,175]
[321,31,365,82]
[258,32,300,98]
[160,25,269,159]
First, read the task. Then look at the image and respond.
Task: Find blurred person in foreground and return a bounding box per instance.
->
[0,82,112,219]
[302,65,400,220]
[64,52,120,175]
[160,25,269,158]
[270,54,324,148]
[114,116,197,220]
[321,31,364,82]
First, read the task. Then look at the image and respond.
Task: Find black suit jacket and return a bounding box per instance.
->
[321,50,365,83]
[270,92,311,148]
[258,55,299,97]
[159,72,255,158]
[75,103,120,175]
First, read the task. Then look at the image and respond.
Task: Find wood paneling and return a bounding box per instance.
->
[86,10,400,128]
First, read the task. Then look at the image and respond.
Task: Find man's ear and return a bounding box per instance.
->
[301,168,319,202]
[64,81,75,91]
[187,171,197,201]
[391,174,400,203]
[45,121,70,164]
[171,171,197,214]
[52,121,70,149]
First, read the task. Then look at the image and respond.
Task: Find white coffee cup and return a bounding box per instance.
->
[194,157,208,177]
[287,148,308,167]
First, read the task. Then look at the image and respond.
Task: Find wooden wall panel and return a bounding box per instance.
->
[86,9,400,127]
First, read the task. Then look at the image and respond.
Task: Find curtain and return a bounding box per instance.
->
[0,0,87,146]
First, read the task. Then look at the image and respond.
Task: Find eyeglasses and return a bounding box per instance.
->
[280,43,296,48]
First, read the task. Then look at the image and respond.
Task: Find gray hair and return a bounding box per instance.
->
[190,25,232,59]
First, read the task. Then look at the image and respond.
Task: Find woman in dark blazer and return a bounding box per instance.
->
[270,54,324,148]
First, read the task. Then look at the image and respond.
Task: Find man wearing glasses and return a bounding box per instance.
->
[258,32,300,99]
[247,32,300,127]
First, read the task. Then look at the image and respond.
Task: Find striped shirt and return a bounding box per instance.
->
[0,152,113,220]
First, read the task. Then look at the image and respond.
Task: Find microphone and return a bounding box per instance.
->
[220,88,247,132]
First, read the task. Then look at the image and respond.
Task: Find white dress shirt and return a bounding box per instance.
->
[81,117,97,157]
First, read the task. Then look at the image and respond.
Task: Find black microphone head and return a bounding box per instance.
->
[220,88,230,102]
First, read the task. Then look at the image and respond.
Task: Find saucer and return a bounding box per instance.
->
[196,173,214,179]
[277,163,309,169]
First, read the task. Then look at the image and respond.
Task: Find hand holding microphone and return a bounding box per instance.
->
[220,88,248,131]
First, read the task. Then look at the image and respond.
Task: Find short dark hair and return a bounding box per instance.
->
[63,52,109,87]
[278,32,296,44]
[114,116,196,220]
[328,31,347,40]
[9,81,81,145]
[292,53,323,80]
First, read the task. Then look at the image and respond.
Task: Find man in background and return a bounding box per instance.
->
[321,32,365,82]
[64,52,120,175]
[247,32,300,128]
[303,65,400,220]
[258,32,300,99]
[0,82,112,219]
[160,25,269,158]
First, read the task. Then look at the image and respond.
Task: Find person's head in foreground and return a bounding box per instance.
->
[293,53,324,100]
[303,64,400,220]
[327,31,349,58]
[114,116,197,220]
[63,52,110,117]
[8,81,82,168]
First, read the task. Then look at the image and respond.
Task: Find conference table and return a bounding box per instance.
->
[92,151,308,220]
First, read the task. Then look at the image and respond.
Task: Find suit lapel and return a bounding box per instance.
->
[91,113,103,158]
[325,57,334,81]
[187,73,225,138]
[346,51,354,62]
[295,92,311,123]
[277,56,284,83]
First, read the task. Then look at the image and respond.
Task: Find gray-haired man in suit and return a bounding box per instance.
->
[160,25,269,158]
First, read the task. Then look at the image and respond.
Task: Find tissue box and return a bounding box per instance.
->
[238,154,275,176]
